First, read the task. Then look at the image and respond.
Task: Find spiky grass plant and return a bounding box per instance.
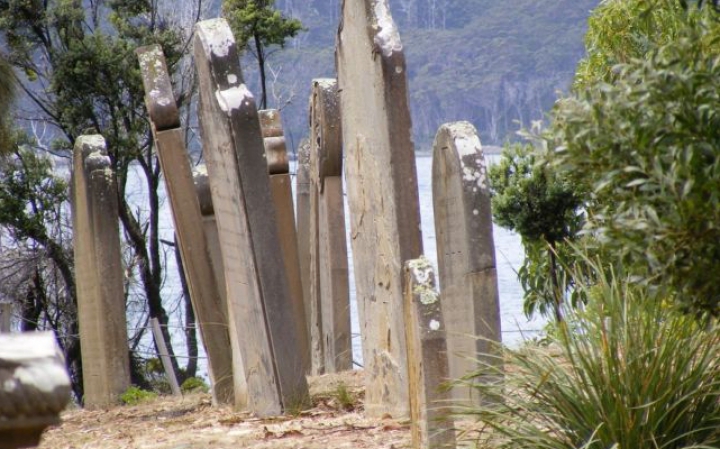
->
[459,263,720,448]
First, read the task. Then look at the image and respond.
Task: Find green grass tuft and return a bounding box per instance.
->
[458,260,720,448]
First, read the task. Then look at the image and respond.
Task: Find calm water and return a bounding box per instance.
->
[155,155,546,374]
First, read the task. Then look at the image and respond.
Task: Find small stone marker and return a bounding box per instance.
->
[194,18,309,415]
[308,79,351,374]
[432,122,502,405]
[259,109,311,375]
[136,44,235,406]
[295,139,312,354]
[71,135,130,408]
[404,258,456,449]
[0,332,71,449]
[337,0,424,417]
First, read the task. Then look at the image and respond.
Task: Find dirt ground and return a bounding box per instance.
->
[39,370,423,449]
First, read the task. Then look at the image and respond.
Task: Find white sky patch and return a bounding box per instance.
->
[215,85,253,114]
[373,0,402,56]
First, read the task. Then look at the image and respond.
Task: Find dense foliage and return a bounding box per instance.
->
[0,54,14,153]
[552,6,720,316]
[489,142,584,319]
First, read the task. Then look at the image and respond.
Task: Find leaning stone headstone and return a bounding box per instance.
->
[0,332,71,448]
[404,258,456,449]
[294,138,312,356]
[337,0,424,417]
[308,79,351,374]
[194,18,309,416]
[136,44,235,406]
[259,109,311,375]
[432,121,502,405]
[71,135,130,408]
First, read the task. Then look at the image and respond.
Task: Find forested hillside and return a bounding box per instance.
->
[234,0,599,151]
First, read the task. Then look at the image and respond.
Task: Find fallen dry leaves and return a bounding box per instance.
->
[39,370,414,449]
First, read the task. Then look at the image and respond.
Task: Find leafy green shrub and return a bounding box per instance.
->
[458,259,720,448]
[120,386,158,406]
[180,376,209,394]
[551,7,720,316]
[489,142,584,320]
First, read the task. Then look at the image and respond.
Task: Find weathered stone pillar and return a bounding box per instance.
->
[259,109,311,375]
[136,44,235,406]
[72,134,130,408]
[337,0,424,417]
[404,258,456,449]
[194,18,309,416]
[308,79,351,374]
[295,138,313,359]
[0,332,71,448]
[432,121,502,405]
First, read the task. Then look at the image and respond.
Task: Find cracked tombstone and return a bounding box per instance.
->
[308,79,351,374]
[0,332,71,449]
[337,0,424,417]
[136,44,236,406]
[432,121,502,406]
[404,258,456,449]
[259,109,311,375]
[193,18,309,415]
[71,135,130,408]
[295,138,312,355]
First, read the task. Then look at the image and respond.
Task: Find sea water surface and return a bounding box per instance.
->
[152,154,546,375]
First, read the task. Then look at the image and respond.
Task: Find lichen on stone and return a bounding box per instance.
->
[407,256,439,305]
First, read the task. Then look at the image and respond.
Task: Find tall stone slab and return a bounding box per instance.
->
[295,139,313,357]
[259,109,311,375]
[136,44,236,406]
[432,121,502,405]
[72,135,130,408]
[193,18,309,416]
[308,79,351,374]
[336,0,424,417]
[404,258,456,449]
